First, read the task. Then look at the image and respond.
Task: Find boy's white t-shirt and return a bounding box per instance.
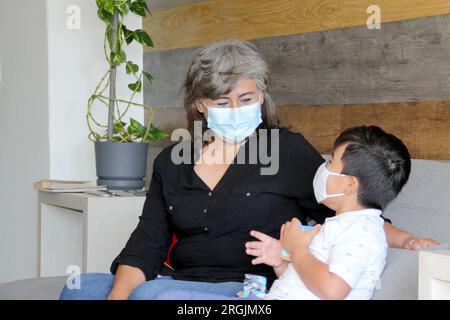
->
[266,208,388,300]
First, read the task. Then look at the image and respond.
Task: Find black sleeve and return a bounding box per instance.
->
[287,132,335,225]
[110,149,172,281]
[381,216,392,224]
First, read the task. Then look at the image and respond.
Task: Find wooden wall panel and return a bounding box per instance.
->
[148,0,206,12]
[144,0,450,52]
[144,14,450,109]
[146,102,450,160]
[275,105,343,155]
[142,1,450,161]
[277,102,450,160]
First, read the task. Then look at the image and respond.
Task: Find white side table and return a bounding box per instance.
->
[37,191,146,277]
[418,250,450,300]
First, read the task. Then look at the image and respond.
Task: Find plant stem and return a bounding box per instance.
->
[107,7,120,141]
[87,69,111,142]
[98,95,152,109]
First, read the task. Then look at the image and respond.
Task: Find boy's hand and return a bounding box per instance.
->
[246,230,284,267]
[280,218,321,254]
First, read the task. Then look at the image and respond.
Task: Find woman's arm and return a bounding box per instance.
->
[108,265,146,300]
[109,149,173,298]
[384,222,440,249]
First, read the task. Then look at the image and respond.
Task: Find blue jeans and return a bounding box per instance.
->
[156,290,263,300]
[59,273,243,300]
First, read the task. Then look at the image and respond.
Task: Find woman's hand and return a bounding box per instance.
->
[245,230,284,267]
[402,236,440,250]
[280,218,321,254]
[384,222,440,250]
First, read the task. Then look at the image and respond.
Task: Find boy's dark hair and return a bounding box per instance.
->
[333,125,411,210]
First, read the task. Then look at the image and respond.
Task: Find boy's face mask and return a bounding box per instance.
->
[205,98,263,143]
[313,161,349,203]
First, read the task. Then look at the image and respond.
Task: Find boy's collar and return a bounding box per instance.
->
[327,208,383,221]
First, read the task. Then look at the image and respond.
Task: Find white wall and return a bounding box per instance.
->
[0,0,50,283]
[0,0,143,283]
[46,0,143,180]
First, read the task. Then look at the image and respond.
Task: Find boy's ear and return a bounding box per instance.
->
[346,176,359,195]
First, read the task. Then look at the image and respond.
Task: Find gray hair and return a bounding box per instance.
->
[182,39,279,134]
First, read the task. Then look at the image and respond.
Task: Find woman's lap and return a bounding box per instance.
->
[129,277,242,300]
[156,290,263,300]
[59,273,243,300]
[59,273,115,300]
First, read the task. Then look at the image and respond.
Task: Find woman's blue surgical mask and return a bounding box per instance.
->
[206,98,263,143]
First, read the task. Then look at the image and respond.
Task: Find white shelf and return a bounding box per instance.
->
[418,250,450,300]
[37,191,146,277]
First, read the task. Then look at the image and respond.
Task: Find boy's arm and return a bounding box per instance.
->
[280,218,354,299]
[289,247,351,300]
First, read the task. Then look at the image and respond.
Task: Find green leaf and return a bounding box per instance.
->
[125,119,169,141]
[129,118,146,136]
[136,0,151,14]
[126,61,139,74]
[143,71,154,84]
[136,0,150,11]
[122,25,135,45]
[96,0,115,15]
[127,124,135,134]
[113,121,127,134]
[130,1,146,16]
[134,29,154,47]
[117,2,130,15]
[112,136,123,142]
[97,8,113,23]
[128,80,142,92]
[106,24,115,50]
[144,125,169,141]
[112,50,126,66]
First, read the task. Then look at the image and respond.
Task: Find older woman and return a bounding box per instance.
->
[60,39,438,300]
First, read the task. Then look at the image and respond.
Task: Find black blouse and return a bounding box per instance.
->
[110,127,338,284]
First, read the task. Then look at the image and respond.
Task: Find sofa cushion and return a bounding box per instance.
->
[383,159,450,243]
[0,276,66,300]
[372,244,449,300]
[372,160,450,300]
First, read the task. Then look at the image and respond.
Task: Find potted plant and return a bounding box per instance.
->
[87,0,169,190]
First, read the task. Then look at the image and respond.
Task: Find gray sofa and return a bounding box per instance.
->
[1,159,449,300]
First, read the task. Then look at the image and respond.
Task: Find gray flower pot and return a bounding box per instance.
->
[94,141,149,190]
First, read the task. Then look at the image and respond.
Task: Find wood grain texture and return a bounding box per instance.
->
[145,102,450,160]
[277,102,450,160]
[144,0,450,52]
[148,0,206,12]
[144,14,450,109]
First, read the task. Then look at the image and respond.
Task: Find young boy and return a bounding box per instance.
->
[157,125,411,300]
[264,125,411,299]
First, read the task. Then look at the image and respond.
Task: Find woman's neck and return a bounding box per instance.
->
[198,135,243,165]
